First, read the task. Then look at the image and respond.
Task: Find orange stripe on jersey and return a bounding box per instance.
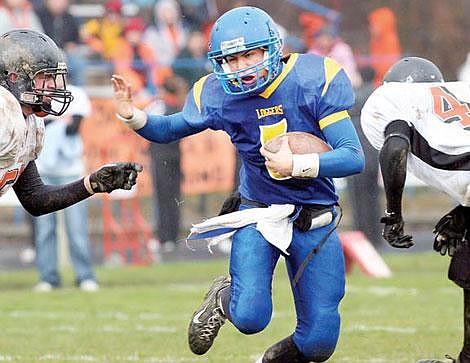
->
[319,110,350,129]
[259,53,299,99]
[193,74,210,113]
[321,57,342,97]
[0,168,19,193]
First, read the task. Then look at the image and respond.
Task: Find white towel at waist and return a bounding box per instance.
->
[187,204,296,254]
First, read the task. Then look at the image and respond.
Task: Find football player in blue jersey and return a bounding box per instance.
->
[112,6,364,362]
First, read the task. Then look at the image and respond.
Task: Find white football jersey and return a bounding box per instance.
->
[0,86,44,196]
[361,81,470,206]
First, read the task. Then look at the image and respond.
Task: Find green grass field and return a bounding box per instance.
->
[0,252,461,363]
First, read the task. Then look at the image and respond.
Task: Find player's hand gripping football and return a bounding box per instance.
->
[111,74,134,119]
[433,205,469,256]
[380,211,414,248]
[87,162,143,193]
[260,136,293,177]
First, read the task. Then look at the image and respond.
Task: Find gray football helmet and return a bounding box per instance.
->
[0,29,73,116]
[383,56,444,83]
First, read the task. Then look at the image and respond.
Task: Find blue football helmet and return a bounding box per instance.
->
[208,6,283,95]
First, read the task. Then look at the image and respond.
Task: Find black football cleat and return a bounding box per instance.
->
[188,276,230,355]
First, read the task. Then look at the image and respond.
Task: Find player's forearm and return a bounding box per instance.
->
[120,107,203,143]
[137,112,203,143]
[13,162,91,216]
[379,136,408,215]
[379,120,411,215]
[319,118,365,177]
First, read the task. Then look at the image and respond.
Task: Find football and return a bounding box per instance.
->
[264,131,331,154]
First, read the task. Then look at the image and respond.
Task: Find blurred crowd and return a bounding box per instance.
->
[0,0,218,251]
[0,0,408,106]
[0,0,405,251]
[0,0,216,102]
[5,0,450,258]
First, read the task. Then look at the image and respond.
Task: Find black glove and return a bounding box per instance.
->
[433,205,469,256]
[380,211,414,248]
[89,162,143,193]
[218,191,241,216]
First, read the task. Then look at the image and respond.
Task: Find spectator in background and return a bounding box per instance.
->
[36,0,86,86]
[112,16,171,106]
[33,85,99,292]
[347,65,382,247]
[143,0,187,67]
[0,0,44,34]
[308,26,362,89]
[148,76,188,252]
[368,6,401,86]
[112,6,364,361]
[171,29,214,215]
[172,30,210,86]
[80,0,125,62]
[179,0,216,32]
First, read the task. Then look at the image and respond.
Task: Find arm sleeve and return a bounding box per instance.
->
[318,118,365,178]
[13,161,91,216]
[305,57,363,177]
[379,119,411,215]
[136,112,206,143]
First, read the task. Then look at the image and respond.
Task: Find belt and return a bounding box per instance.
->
[241,197,331,212]
[240,197,268,208]
[240,197,334,232]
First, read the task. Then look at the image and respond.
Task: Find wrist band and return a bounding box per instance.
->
[83,175,95,195]
[116,107,148,130]
[292,153,319,178]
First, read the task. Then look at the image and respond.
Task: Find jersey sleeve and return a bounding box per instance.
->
[0,86,27,169]
[312,58,355,129]
[137,75,225,143]
[182,74,224,130]
[298,56,363,177]
[360,83,411,150]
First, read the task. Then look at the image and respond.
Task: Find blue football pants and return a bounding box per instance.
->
[227,220,345,361]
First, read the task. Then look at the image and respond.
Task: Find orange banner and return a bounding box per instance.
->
[81,98,236,196]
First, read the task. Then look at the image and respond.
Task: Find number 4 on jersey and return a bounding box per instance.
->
[431,86,470,127]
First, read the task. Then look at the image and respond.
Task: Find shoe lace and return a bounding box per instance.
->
[199,307,225,342]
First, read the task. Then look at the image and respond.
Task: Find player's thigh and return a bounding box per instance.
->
[230,225,281,293]
[286,226,345,313]
[229,225,281,330]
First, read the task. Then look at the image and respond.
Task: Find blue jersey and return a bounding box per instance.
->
[181,53,358,205]
[138,53,363,206]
